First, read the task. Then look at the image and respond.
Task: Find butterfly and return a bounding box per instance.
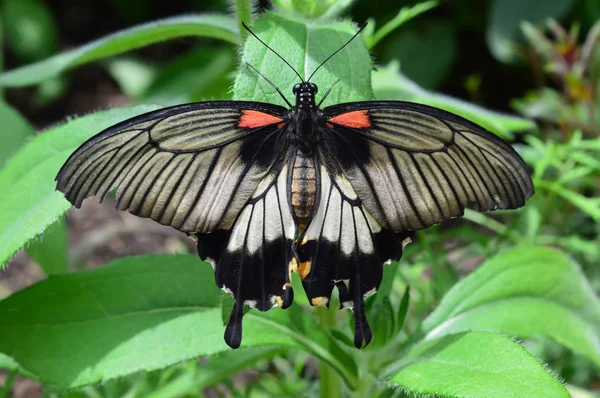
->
[55,23,534,349]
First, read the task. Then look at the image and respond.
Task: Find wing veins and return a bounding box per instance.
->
[460,133,525,205]
[428,154,462,213]
[97,142,152,200]
[132,153,178,215]
[408,152,445,220]
[452,144,495,205]
[460,133,516,208]
[386,148,426,228]
[221,129,282,213]
[93,138,149,201]
[325,127,389,225]
[155,153,198,223]
[117,150,160,209]
[178,147,223,229]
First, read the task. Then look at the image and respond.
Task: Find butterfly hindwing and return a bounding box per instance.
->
[297,162,410,348]
[196,161,297,348]
[322,101,535,233]
[56,101,288,234]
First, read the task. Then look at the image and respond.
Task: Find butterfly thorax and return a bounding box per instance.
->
[290,82,322,154]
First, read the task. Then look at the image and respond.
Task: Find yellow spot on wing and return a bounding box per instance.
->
[311,297,327,306]
[298,261,312,280]
[289,258,298,272]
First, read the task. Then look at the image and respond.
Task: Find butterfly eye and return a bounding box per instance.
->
[293,83,301,95]
[310,83,318,94]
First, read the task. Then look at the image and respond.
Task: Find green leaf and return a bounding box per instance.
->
[365,1,439,49]
[233,12,372,107]
[0,14,239,87]
[0,353,18,372]
[421,247,600,368]
[487,0,575,63]
[146,348,282,398]
[26,215,68,275]
[142,48,236,105]
[0,105,160,268]
[387,332,569,397]
[372,62,535,139]
[272,0,353,19]
[0,100,35,165]
[0,255,357,390]
[379,21,456,90]
[107,58,157,99]
[396,286,410,333]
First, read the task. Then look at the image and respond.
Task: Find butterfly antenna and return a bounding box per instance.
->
[242,22,305,83]
[317,79,340,107]
[245,62,293,108]
[307,23,367,82]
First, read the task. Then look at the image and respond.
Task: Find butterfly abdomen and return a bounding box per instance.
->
[291,151,317,231]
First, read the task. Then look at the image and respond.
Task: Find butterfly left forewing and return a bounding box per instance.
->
[297,162,410,348]
[56,102,287,234]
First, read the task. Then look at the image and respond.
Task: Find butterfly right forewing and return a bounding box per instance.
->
[322,101,534,233]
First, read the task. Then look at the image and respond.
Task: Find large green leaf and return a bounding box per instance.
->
[421,247,600,367]
[372,62,535,139]
[0,255,357,390]
[387,332,569,397]
[0,14,239,87]
[0,105,160,268]
[233,12,372,107]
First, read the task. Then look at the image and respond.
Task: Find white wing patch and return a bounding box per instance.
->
[226,163,296,255]
[302,166,381,257]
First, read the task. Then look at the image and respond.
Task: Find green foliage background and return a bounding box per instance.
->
[0,0,599,397]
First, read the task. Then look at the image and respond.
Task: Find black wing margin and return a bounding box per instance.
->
[56,101,288,234]
[322,101,535,232]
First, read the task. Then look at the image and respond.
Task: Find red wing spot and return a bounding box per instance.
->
[328,110,371,128]
[326,122,334,128]
[239,110,283,128]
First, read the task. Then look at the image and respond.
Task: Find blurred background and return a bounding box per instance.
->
[1,0,600,397]
[1,0,598,126]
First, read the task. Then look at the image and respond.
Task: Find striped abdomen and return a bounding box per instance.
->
[291,151,317,231]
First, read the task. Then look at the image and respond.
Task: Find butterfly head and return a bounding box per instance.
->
[293,82,318,109]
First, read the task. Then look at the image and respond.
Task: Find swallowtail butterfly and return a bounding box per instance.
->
[56,23,534,349]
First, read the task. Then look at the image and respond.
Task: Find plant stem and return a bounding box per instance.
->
[366,1,438,48]
[232,0,254,41]
[316,306,342,398]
